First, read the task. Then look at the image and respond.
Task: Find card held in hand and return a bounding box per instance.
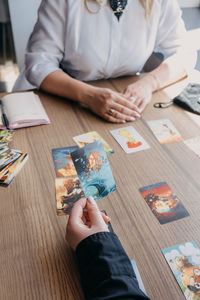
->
[71,140,116,201]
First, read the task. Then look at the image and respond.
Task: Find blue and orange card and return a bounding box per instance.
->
[52,146,78,177]
[71,140,116,201]
[139,182,189,224]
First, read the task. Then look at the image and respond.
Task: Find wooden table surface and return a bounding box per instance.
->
[1,72,200,300]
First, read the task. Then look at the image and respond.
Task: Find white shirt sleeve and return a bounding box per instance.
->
[25,0,67,88]
[154,0,197,72]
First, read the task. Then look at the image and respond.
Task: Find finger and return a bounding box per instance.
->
[68,198,87,226]
[138,99,148,112]
[114,95,141,115]
[86,197,105,226]
[111,102,139,121]
[134,97,143,107]
[123,89,133,98]
[104,113,126,124]
[101,212,110,224]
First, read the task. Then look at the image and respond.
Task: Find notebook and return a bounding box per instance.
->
[0,91,50,129]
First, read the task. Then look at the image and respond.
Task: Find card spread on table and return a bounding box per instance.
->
[162,241,200,300]
[73,131,114,155]
[71,140,116,201]
[130,260,147,295]
[110,126,150,154]
[52,146,78,177]
[184,136,200,158]
[147,119,183,144]
[139,182,189,224]
[55,176,84,215]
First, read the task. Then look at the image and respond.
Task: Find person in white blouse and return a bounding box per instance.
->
[14,0,197,123]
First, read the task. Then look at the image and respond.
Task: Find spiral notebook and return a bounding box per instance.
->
[0,91,50,129]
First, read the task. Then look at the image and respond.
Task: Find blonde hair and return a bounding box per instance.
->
[140,0,154,20]
[84,0,154,19]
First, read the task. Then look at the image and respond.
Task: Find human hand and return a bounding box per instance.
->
[84,87,141,123]
[66,197,110,250]
[123,75,157,112]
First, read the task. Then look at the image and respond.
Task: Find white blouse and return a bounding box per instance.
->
[14,0,195,90]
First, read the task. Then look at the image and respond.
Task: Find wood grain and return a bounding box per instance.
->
[1,73,200,299]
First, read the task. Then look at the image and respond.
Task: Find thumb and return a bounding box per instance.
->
[86,196,105,227]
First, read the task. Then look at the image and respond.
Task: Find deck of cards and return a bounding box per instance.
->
[0,130,28,186]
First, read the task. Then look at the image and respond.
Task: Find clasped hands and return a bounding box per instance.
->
[85,77,155,123]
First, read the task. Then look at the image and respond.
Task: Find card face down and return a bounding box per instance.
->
[110,126,150,154]
[162,241,200,300]
[71,140,116,201]
[52,146,78,177]
[147,119,183,144]
[139,182,189,224]
[55,176,84,215]
[73,131,114,155]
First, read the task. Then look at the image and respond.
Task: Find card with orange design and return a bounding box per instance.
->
[147,119,183,144]
[139,182,189,224]
[52,146,78,177]
[110,126,150,154]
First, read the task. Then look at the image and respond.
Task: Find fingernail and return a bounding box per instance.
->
[135,113,141,118]
[129,117,135,122]
[121,120,126,123]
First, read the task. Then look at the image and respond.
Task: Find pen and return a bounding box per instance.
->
[0,99,9,129]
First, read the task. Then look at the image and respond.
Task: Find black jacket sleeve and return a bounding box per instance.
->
[76,232,150,300]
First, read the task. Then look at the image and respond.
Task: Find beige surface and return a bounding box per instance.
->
[1,73,200,300]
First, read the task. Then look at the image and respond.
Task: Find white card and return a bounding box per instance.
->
[147,119,183,144]
[184,136,200,158]
[110,126,150,154]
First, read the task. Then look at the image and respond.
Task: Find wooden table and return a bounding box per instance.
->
[1,71,200,300]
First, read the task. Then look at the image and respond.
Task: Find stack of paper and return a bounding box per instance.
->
[0,130,28,186]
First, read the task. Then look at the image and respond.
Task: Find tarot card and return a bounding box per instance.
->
[147,119,183,144]
[0,130,14,143]
[0,149,22,171]
[0,144,9,155]
[73,131,114,155]
[0,149,11,160]
[101,209,114,233]
[130,260,147,295]
[52,146,78,177]
[71,140,116,201]
[139,182,189,224]
[184,136,200,158]
[162,241,200,300]
[0,152,28,186]
[110,126,150,154]
[55,176,84,215]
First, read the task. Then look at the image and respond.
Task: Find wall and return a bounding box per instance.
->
[8,0,41,70]
[178,0,200,7]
